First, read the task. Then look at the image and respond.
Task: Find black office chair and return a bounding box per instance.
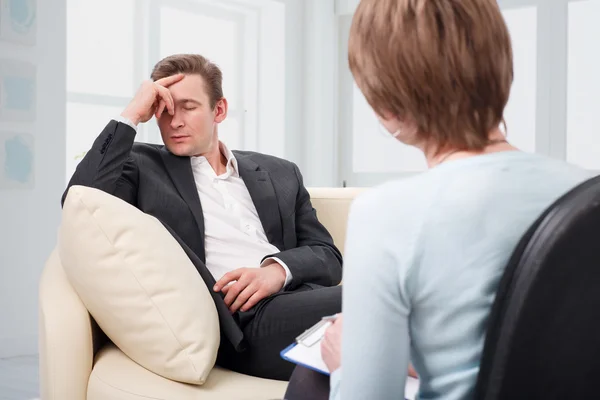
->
[475,175,600,399]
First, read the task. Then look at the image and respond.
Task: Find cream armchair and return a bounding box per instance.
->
[39,187,363,400]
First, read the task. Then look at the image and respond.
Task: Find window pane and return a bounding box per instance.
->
[67,0,134,97]
[219,116,242,151]
[501,6,537,153]
[160,6,240,107]
[144,123,164,146]
[350,7,538,174]
[567,0,600,169]
[66,102,123,181]
[352,84,426,173]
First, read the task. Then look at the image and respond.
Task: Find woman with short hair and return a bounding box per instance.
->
[285,0,591,399]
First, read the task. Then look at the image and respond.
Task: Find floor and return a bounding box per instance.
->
[0,355,39,400]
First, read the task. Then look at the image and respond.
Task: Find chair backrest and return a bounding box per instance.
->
[308,187,365,255]
[475,175,600,400]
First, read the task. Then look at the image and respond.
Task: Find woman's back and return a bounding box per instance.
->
[336,151,591,399]
[300,1,600,399]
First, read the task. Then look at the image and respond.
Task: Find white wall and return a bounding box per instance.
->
[0,1,66,357]
[282,0,305,169]
[256,1,287,159]
[284,0,348,187]
[335,0,359,15]
[281,0,339,186]
[300,0,338,187]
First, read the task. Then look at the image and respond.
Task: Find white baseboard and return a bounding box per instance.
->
[0,334,38,358]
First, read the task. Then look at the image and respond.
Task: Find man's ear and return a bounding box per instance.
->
[214,98,228,123]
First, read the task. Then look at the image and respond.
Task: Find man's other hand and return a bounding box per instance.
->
[213,264,287,313]
[121,74,184,126]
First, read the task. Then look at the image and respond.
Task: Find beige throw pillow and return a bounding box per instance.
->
[58,185,219,384]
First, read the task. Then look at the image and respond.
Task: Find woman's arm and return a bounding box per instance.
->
[330,194,412,400]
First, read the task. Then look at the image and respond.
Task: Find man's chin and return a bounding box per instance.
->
[165,143,193,157]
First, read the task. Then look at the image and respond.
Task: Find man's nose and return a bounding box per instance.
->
[170,113,184,129]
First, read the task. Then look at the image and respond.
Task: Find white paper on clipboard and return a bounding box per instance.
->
[281,319,421,399]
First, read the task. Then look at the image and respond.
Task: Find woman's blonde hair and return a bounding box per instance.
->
[348,0,513,151]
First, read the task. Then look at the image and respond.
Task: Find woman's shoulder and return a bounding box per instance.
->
[349,174,438,227]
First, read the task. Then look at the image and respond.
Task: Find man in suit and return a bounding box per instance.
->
[63,54,342,381]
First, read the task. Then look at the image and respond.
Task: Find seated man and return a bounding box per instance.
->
[63,54,342,381]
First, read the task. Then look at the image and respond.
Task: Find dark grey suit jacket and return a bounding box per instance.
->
[62,120,343,351]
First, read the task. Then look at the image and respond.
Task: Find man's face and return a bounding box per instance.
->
[157,74,227,157]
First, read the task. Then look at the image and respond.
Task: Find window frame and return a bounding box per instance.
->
[66,0,285,182]
[334,0,600,187]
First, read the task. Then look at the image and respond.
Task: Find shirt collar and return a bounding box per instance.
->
[220,141,239,177]
[190,141,239,178]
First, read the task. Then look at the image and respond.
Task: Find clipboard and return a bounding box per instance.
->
[280,318,333,375]
[280,342,330,375]
[281,317,421,400]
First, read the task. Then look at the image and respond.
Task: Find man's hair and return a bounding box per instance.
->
[151,54,223,109]
[348,0,514,151]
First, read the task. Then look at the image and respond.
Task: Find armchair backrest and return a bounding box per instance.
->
[308,187,365,255]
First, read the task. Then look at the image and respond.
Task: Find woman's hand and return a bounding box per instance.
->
[408,364,418,378]
[321,314,343,372]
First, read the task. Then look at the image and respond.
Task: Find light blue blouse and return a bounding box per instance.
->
[330,151,591,399]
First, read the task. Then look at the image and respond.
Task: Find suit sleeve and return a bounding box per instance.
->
[62,120,139,207]
[264,163,343,288]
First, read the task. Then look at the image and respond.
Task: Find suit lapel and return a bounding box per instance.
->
[159,148,206,263]
[236,154,284,251]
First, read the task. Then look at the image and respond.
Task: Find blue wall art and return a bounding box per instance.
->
[0,59,36,122]
[0,0,37,45]
[0,131,34,189]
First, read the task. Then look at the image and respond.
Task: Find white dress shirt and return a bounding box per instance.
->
[113,116,292,287]
[190,142,292,286]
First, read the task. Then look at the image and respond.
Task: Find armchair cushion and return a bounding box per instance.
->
[58,185,220,385]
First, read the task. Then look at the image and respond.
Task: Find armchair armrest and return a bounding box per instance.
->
[39,249,95,400]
